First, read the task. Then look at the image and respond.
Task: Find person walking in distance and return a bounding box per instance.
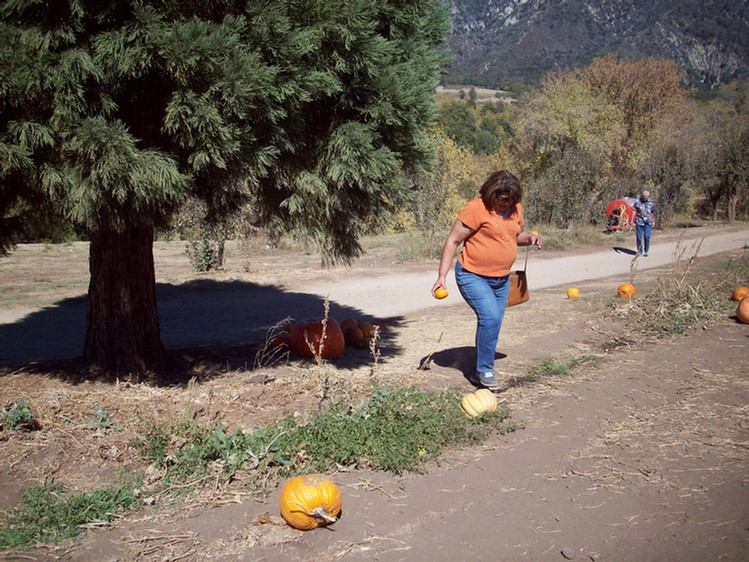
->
[432,171,541,390]
[633,190,656,256]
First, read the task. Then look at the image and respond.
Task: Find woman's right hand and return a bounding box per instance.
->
[431,279,446,297]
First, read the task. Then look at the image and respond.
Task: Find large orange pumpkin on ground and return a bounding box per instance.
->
[732,287,749,302]
[289,318,345,359]
[617,283,636,298]
[279,474,342,530]
[737,296,749,324]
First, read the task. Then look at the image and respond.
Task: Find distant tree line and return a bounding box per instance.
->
[428,55,749,231]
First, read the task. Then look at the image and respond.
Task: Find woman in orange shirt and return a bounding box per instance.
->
[432,171,541,390]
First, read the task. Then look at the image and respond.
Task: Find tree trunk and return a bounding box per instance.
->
[84,223,163,379]
[727,191,737,224]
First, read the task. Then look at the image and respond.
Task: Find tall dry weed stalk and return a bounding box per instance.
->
[629,253,639,285]
[617,235,725,336]
[369,325,382,378]
[655,236,704,301]
[253,316,293,369]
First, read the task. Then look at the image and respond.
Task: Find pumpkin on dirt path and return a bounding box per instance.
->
[279,474,342,531]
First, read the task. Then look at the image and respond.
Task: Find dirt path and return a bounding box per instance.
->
[2,225,748,366]
[300,225,749,317]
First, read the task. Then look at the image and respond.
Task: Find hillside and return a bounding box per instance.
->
[446,0,749,88]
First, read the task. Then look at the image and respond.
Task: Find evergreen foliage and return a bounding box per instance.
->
[0,0,450,375]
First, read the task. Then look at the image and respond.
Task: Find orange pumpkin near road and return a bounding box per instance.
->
[737,296,749,324]
[342,324,364,347]
[617,283,636,298]
[359,321,377,338]
[339,317,358,330]
[279,474,342,531]
[732,287,749,302]
[289,318,345,359]
[566,287,580,299]
[434,287,449,299]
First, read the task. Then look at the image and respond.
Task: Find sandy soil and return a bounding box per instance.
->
[0,225,748,562]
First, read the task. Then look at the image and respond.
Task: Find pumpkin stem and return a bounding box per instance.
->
[310,507,338,523]
[289,501,338,524]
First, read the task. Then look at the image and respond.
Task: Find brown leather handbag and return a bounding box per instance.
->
[507,247,530,307]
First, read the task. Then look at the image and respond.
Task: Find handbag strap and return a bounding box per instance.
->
[522,244,529,272]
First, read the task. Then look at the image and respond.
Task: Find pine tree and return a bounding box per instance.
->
[0,0,450,378]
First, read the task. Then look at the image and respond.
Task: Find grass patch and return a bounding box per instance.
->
[132,383,517,491]
[524,354,600,382]
[612,241,748,337]
[395,231,444,262]
[537,225,626,251]
[0,481,141,549]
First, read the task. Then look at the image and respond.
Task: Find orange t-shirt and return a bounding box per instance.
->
[457,198,524,277]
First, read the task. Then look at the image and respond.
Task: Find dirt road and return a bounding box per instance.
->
[302,226,749,317]
[2,225,748,365]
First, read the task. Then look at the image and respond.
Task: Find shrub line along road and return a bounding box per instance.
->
[302,226,749,317]
[1,226,747,366]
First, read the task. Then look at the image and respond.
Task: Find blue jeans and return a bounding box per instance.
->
[455,261,509,374]
[636,223,652,255]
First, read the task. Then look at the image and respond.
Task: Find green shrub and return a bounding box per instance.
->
[0,401,37,431]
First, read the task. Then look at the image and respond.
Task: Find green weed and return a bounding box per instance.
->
[276,386,515,474]
[90,406,116,430]
[524,355,599,382]
[0,400,38,431]
[0,481,141,549]
[131,384,517,489]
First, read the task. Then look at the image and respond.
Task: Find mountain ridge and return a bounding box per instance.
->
[446,0,749,87]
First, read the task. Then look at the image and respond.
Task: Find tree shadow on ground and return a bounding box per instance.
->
[0,279,403,384]
[418,346,507,387]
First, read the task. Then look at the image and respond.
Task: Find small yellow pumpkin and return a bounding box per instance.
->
[461,388,498,418]
[617,283,636,298]
[737,295,749,324]
[732,286,749,302]
[566,287,580,299]
[279,474,342,531]
[434,287,449,299]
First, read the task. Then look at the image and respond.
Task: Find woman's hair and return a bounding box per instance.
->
[479,170,522,210]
